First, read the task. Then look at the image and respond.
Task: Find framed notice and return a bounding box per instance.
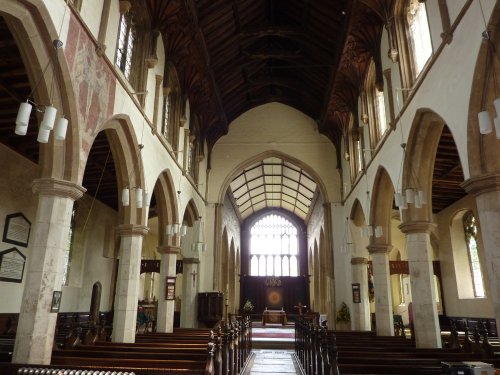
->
[51,291,62,313]
[3,213,31,247]
[166,277,176,300]
[0,248,26,283]
[352,283,361,303]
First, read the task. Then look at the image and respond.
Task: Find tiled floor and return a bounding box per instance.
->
[244,349,300,375]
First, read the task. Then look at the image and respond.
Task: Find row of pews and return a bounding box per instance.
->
[0,316,252,375]
[295,317,500,375]
[445,320,500,358]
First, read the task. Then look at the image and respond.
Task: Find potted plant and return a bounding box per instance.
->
[336,302,351,330]
[241,300,254,316]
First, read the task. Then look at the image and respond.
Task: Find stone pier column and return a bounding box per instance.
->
[351,257,371,331]
[156,245,180,333]
[112,224,149,343]
[180,257,199,328]
[399,221,441,348]
[13,178,86,364]
[367,244,394,336]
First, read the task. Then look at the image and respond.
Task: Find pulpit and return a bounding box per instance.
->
[197,292,223,327]
[262,309,287,325]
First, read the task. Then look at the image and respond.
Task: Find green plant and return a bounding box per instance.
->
[336,302,351,323]
[242,300,254,313]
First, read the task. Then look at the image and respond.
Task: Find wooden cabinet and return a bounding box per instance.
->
[197,292,223,327]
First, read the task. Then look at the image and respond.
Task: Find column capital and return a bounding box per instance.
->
[183,257,200,264]
[115,224,149,237]
[32,178,86,200]
[398,221,435,234]
[351,257,368,265]
[157,245,181,254]
[367,244,392,254]
[461,173,500,197]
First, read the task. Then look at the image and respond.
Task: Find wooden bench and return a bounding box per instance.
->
[294,316,499,375]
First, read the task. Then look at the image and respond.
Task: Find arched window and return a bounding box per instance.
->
[114,1,151,92]
[115,7,135,79]
[162,89,172,141]
[249,214,298,276]
[406,0,432,78]
[62,205,77,286]
[463,212,485,297]
[363,60,387,146]
[162,65,182,150]
[375,87,387,135]
[346,115,364,183]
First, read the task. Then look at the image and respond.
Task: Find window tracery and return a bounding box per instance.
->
[249,214,299,277]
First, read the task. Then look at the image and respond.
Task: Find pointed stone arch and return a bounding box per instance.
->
[0,1,82,183]
[152,169,179,246]
[218,149,329,204]
[220,227,230,299]
[182,198,200,227]
[403,109,448,222]
[228,239,236,313]
[370,166,395,245]
[467,3,500,177]
[85,114,146,225]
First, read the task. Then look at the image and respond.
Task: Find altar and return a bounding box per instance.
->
[262,309,287,325]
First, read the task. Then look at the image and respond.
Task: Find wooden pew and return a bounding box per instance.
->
[294,316,500,375]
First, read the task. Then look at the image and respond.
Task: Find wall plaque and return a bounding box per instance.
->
[166,277,176,300]
[352,283,361,303]
[0,248,26,283]
[51,291,62,313]
[3,213,31,247]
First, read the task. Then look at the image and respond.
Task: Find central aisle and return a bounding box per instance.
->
[244,350,300,375]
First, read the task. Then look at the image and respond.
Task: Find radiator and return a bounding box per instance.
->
[17,368,136,375]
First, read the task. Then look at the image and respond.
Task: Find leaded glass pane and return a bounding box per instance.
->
[249,213,299,276]
[407,0,432,77]
[463,212,485,298]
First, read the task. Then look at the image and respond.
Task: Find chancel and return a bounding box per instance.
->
[1,0,500,375]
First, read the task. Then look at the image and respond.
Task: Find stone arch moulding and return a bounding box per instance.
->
[467,2,500,176]
[218,149,330,204]
[182,199,200,227]
[85,114,146,226]
[403,108,448,222]
[370,166,396,245]
[153,169,179,246]
[349,198,366,227]
[1,0,82,183]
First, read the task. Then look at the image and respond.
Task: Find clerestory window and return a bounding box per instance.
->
[406,0,432,78]
[62,205,77,286]
[115,10,135,79]
[463,212,485,298]
[249,214,298,277]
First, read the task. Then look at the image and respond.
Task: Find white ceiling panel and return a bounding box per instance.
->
[229,157,318,220]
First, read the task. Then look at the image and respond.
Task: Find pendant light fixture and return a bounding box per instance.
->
[15,37,70,143]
